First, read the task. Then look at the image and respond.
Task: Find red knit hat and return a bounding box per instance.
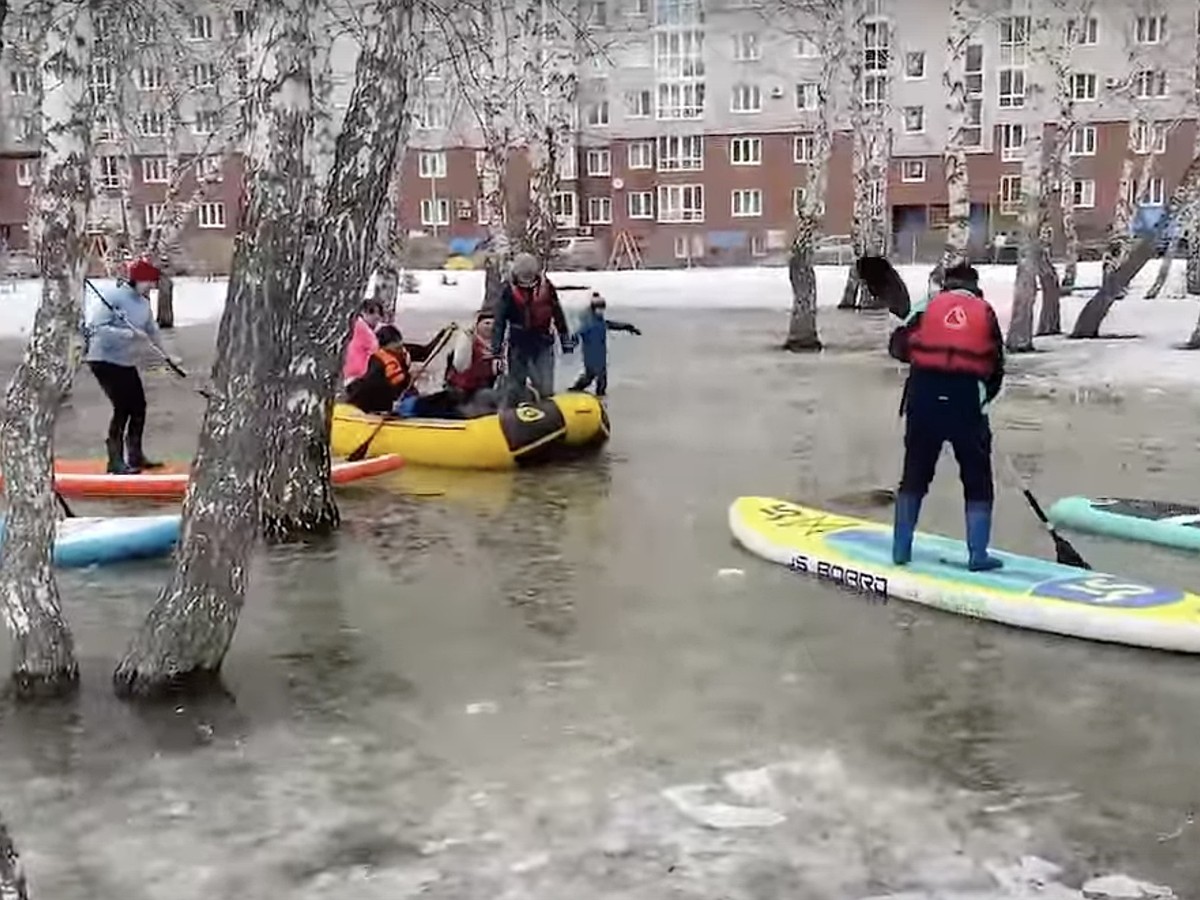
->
[127,258,161,284]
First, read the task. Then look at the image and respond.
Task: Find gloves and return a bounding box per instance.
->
[631,326,642,336]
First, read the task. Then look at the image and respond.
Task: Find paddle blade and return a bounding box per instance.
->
[1051,529,1091,570]
[829,488,897,508]
[855,256,911,320]
[347,419,387,462]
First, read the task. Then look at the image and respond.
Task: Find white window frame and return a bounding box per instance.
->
[192,110,218,135]
[627,191,654,219]
[624,88,652,118]
[750,233,767,257]
[795,82,818,111]
[902,105,924,134]
[999,174,1021,214]
[793,134,815,163]
[729,136,761,166]
[188,14,213,40]
[136,66,165,91]
[1070,178,1096,208]
[1068,124,1096,156]
[655,81,705,120]
[141,157,169,183]
[1070,72,1097,101]
[1135,14,1166,44]
[900,159,926,183]
[139,111,166,136]
[418,151,446,179]
[16,161,35,187]
[732,31,761,61]
[792,187,807,217]
[1134,70,1168,99]
[673,233,704,260]
[1066,16,1098,45]
[1132,121,1168,155]
[199,155,223,182]
[1140,176,1166,206]
[585,148,612,176]
[627,141,653,169]
[863,75,887,107]
[998,66,1026,108]
[420,197,450,226]
[999,123,1025,162]
[795,37,818,57]
[587,196,613,224]
[586,100,610,126]
[656,183,704,223]
[553,191,578,228]
[415,101,447,130]
[863,20,889,73]
[656,134,703,172]
[731,188,763,218]
[144,203,166,229]
[904,50,926,80]
[730,83,761,113]
[196,201,226,229]
[9,69,34,95]
[191,62,217,88]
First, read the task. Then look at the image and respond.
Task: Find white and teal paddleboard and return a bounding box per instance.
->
[1047,496,1200,553]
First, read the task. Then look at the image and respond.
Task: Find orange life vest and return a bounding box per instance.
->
[907,289,998,378]
[446,336,495,393]
[373,346,411,390]
[512,279,555,332]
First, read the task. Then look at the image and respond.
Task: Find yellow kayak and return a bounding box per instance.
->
[330,393,610,470]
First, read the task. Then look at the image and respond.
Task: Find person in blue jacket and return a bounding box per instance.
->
[83,258,182,474]
[570,291,641,396]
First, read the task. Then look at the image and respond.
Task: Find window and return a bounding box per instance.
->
[1066,16,1098,45]
[586,101,610,126]
[232,8,251,34]
[199,156,223,182]
[627,191,654,218]
[732,32,760,61]
[141,157,169,183]
[558,150,577,181]
[999,123,1024,161]
[1139,176,1166,206]
[796,37,818,57]
[1132,121,1168,154]
[588,0,608,26]
[656,82,705,119]
[188,14,213,40]
[998,67,1026,108]
[632,0,648,13]
[673,234,704,260]
[553,191,577,228]
[999,174,1021,214]
[1070,178,1095,208]
[900,159,926,182]
[144,204,166,228]
[1135,15,1166,44]
[729,136,761,165]
[903,106,924,133]
[653,0,704,27]
[731,188,762,217]
[197,202,226,229]
[863,21,889,72]
[965,43,983,96]
[10,70,34,95]
[136,67,165,91]
[751,233,767,257]
[792,187,807,217]
[904,51,926,79]
[793,134,815,163]
[625,89,652,117]
[1068,124,1096,156]
[587,196,613,224]
[657,184,704,222]
[1134,70,1168,99]
[16,161,35,187]
[191,63,217,88]
[235,58,250,96]
[132,19,157,42]
[415,101,447,130]
[730,83,761,113]
[420,197,449,226]
[795,82,818,110]
[627,141,653,169]
[863,75,887,107]
[94,113,117,141]
[192,110,218,134]
[999,15,1029,64]
[586,148,612,176]
[418,151,446,178]
[656,134,703,171]
[89,64,113,105]
[1070,72,1097,101]
[139,111,166,136]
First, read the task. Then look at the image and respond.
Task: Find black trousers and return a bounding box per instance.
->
[899,406,994,504]
[89,361,146,450]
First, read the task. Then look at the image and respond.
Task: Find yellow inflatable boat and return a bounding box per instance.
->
[330,393,610,470]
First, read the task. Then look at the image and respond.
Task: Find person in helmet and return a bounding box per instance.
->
[490,252,574,406]
[570,291,641,397]
[887,262,1006,571]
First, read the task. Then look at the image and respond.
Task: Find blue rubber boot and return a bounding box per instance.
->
[892,492,922,565]
[966,501,1004,571]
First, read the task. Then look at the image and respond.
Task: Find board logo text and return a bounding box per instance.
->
[789,553,888,601]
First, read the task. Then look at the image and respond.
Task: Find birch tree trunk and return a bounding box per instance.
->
[261,0,415,543]
[1101,121,1143,288]
[113,0,315,698]
[372,161,404,322]
[1073,154,1200,338]
[1048,20,1078,290]
[0,808,30,900]
[1006,127,1043,352]
[1145,234,1179,299]
[1060,183,1079,289]
[1035,214,1062,334]
[936,0,972,280]
[839,0,867,310]
[480,145,511,311]
[0,0,90,698]
[1187,12,1200,297]
[862,125,892,310]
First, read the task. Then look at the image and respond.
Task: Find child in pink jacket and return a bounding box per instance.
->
[343,299,385,383]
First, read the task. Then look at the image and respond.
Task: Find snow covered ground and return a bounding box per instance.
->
[2,260,1198,391]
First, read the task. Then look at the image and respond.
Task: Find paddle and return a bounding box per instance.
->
[54,491,75,518]
[346,324,458,462]
[1001,457,1091,570]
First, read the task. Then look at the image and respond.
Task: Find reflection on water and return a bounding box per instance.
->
[0,308,1198,895]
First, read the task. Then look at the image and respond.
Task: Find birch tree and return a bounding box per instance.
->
[260,0,416,542]
[1185,0,1200,297]
[371,146,407,322]
[935,0,977,280]
[0,0,91,698]
[113,0,315,698]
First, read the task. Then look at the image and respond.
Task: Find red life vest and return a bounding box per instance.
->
[907,289,998,378]
[446,336,495,393]
[372,346,411,390]
[512,279,555,332]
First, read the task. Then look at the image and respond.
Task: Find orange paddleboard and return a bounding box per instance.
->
[1,454,404,499]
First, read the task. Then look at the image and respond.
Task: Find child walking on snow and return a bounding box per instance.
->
[570,291,641,397]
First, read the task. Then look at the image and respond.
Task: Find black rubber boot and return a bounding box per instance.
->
[125,415,163,469]
[106,437,138,475]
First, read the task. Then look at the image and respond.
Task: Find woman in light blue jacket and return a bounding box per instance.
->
[84,258,174,474]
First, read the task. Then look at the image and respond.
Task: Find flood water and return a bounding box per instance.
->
[2,306,1200,898]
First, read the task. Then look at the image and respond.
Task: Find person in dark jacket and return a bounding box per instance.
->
[345,323,453,414]
[570,292,640,396]
[888,263,1006,571]
[491,252,574,406]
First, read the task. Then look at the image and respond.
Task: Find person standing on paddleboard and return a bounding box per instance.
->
[84,258,180,474]
[888,263,1005,571]
[491,252,574,406]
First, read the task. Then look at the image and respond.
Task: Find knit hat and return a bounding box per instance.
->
[375,325,403,346]
[127,258,161,284]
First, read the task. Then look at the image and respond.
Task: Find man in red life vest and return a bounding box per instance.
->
[445,309,503,417]
[888,262,1006,571]
[491,252,574,406]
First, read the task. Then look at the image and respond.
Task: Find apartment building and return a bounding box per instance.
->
[2,0,1198,273]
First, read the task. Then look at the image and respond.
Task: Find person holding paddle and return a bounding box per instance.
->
[83,258,181,474]
[887,263,1006,571]
[345,323,455,415]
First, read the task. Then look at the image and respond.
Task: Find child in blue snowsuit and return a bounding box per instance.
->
[570,292,641,396]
